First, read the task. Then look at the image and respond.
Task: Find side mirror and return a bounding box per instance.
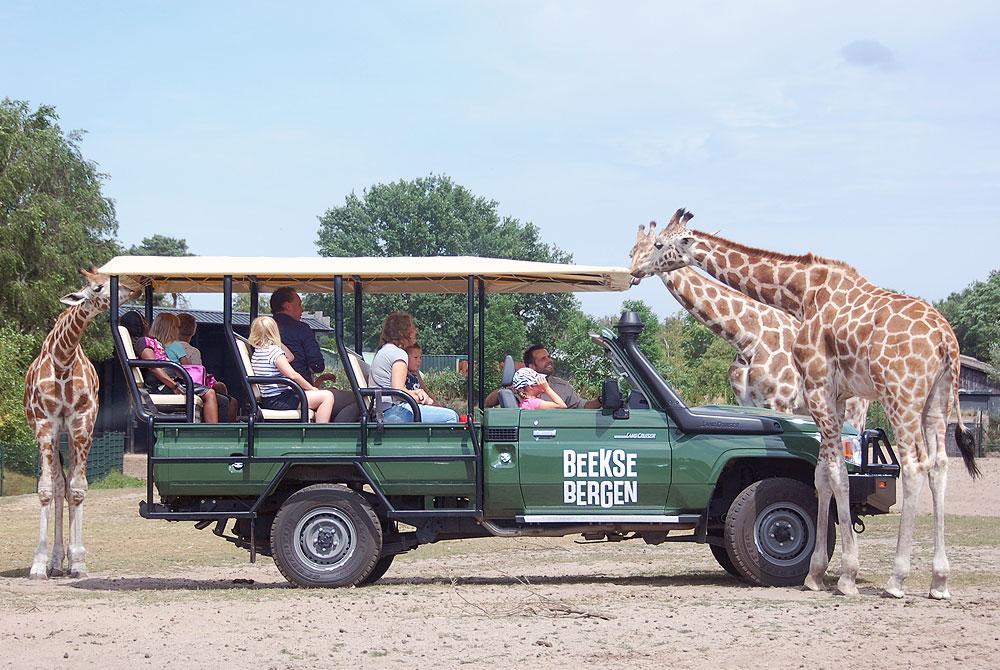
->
[600,380,629,420]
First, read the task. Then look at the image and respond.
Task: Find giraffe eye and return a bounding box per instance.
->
[95,285,103,293]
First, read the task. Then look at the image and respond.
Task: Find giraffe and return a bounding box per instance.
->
[627,220,869,429]
[23,269,140,579]
[637,209,981,599]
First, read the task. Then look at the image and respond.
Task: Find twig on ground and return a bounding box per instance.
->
[450,574,612,620]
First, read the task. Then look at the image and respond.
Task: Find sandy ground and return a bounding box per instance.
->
[1,458,997,669]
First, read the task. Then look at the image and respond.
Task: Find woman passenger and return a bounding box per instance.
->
[369,312,458,423]
[249,316,336,422]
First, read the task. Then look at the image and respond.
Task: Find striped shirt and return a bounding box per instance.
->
[251,345,287,397]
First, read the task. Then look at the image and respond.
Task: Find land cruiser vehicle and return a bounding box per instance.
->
[102,256,898,588]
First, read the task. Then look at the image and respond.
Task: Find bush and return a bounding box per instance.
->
[0,322,41,446]
[422,370,467,407]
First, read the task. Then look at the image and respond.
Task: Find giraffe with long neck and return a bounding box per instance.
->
[628,220,869,429]
[24,269,139,579]
[638,209,980,599]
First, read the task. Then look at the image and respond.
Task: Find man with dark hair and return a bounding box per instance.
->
[269,287,325,384]
[521,345,600,409]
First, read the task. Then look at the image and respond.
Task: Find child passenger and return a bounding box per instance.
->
[511,367,567,410]
[120,311,224,423]
[249,316,336,423]
[403,342,439,406]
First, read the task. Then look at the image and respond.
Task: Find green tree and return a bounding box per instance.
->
[0,324,41,453]
[314,175,577,354]
[935,270,1000,362]
[0,99,119,352]
[126,234,194,307]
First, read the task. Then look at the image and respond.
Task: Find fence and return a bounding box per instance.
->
[0,431,125,497]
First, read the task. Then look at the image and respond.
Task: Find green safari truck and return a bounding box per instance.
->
[102,256,898,588]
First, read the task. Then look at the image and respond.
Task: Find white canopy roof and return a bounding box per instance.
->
[98,255,635,294]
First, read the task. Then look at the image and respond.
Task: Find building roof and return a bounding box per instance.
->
[960,354,996,375]
[117,306,334,333]
[98,255,635,294]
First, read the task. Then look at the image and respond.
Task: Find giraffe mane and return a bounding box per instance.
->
[693,230,862,274]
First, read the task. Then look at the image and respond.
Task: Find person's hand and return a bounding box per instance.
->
[414,389,431,404]
[172,383,184,395]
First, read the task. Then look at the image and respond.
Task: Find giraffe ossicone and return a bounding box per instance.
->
[638,208,981,599]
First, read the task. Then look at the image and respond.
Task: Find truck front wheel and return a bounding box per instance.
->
[723,477,834,587]
[271,484,382,587]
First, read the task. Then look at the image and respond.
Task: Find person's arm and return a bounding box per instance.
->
[390,360,429,404]
[300,324,325,374]
[538,381,567,409]
[417,371,438,404]
[483,389,501,407]
[274,353,316,392]
[139,347,182,393]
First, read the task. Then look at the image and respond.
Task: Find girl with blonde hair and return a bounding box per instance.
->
[249,316,336,422]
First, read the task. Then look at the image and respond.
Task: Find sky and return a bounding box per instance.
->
[3,1,998,319]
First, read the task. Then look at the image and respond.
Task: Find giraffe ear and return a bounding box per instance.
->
[60,292,87,306]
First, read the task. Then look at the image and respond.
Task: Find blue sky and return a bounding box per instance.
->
[3,1,998,319]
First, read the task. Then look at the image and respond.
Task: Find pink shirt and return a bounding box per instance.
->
[519,397,543,410]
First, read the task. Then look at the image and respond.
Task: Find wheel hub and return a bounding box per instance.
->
[754,502,814,566]
[292,507,357,571]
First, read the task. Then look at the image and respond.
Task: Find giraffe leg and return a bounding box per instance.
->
[884,461,923,598]
[882,402,926,598]
[48,446,66,577]
[924,381,952,600]
[29,424,56,580]
[65,421,94,578]
[804,460,832,591]
[804,387,859,595]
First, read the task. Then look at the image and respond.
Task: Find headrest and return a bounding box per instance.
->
[501,355,516,386]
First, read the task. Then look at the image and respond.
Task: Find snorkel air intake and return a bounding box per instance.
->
[616,311,783,436]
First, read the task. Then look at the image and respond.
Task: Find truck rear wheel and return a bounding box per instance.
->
[271,484,382,588]
[710,543,739,577]
[360,554,395,585]
[724,477,834,587]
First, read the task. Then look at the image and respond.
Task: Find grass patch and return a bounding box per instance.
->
[90,470,145,490]
[0,470,36,496]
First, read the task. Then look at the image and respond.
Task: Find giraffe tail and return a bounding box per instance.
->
[950,349,981,479]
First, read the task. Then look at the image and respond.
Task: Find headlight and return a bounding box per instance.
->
[843,436,862,467]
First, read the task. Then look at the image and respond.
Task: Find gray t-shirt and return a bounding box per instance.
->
[368,343,408,404]
[541,375,584,409]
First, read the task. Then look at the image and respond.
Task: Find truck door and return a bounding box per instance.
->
[517,408,671,515]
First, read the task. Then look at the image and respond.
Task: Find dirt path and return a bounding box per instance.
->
[1,458,997,669]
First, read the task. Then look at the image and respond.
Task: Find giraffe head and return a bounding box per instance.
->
[637,208,696,275]
[59,268,142,312]
[627,221,660,284]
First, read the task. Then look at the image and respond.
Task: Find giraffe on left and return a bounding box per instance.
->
[23,269,140,579]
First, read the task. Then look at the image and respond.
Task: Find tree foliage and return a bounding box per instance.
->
[0,99,119,353]
[126,234,193,307]
[0,324,41,446]
[935,270,1000,362]
[314,175,577,354]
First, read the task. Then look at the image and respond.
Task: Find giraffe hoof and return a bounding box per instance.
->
[47,566,65,578]
[835,578,860,597]
[68,567,88,579]
[803,575,825,592]
[28,565,48,580]
[882,586,905,599]
[929,588,951,600]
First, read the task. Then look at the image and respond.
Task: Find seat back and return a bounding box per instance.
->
[344,348,371,390]
[118,326,146,388]
[501,355,516,386]
[234,336,263,400]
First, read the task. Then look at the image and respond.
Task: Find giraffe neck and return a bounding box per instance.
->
[661,268,762,356]
[44,303,102,368]
[686,231,820,318]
